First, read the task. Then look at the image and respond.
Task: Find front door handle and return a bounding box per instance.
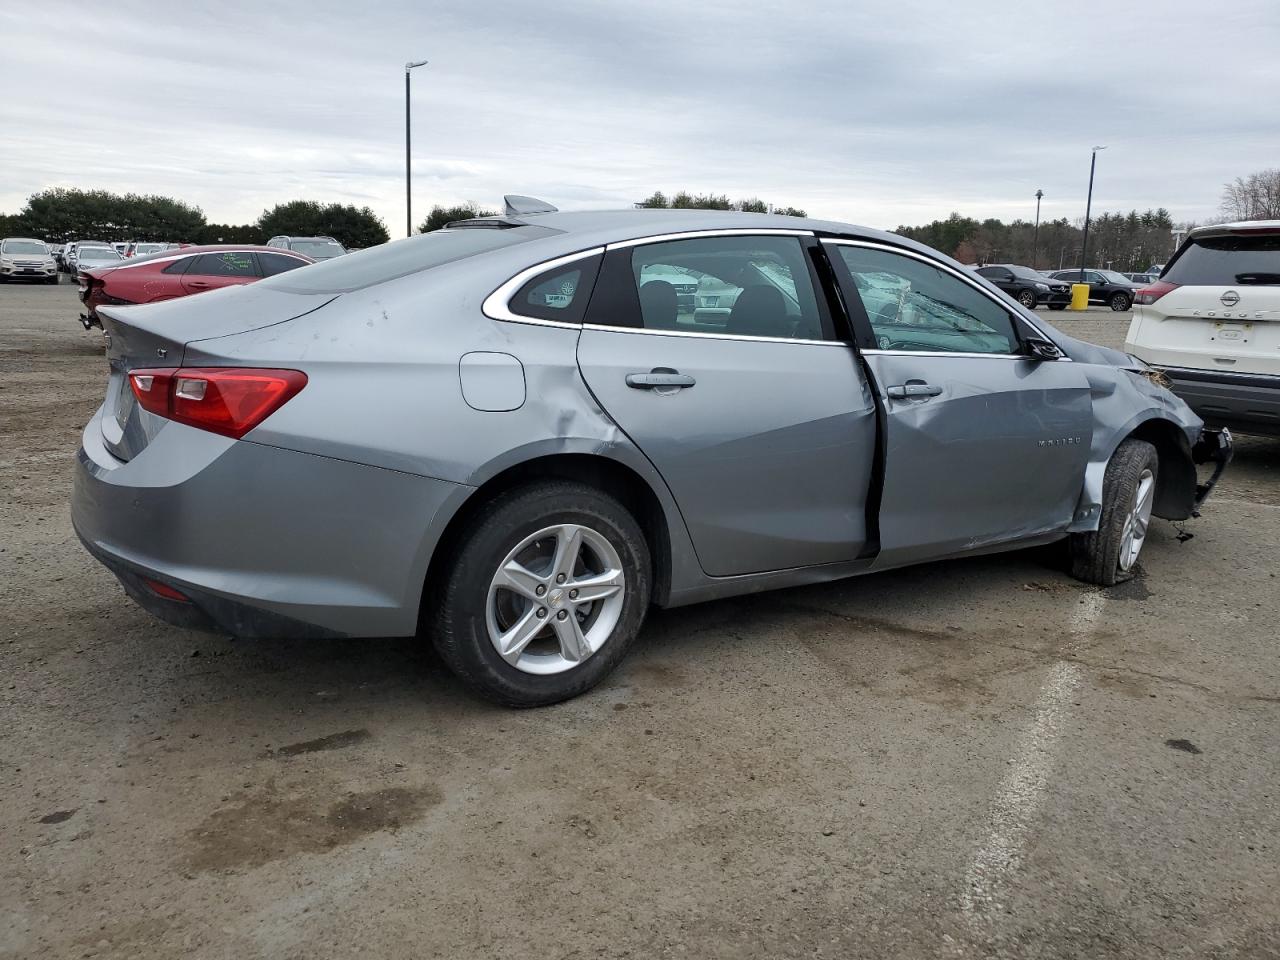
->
[886,381,943,400]
[626,370,696,390]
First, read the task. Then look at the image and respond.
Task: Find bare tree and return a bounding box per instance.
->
[1220,169,1280,222]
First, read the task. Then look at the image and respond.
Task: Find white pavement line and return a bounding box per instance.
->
[958,590,1104,932]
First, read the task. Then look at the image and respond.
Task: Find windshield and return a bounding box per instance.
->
[1008,266,1043,280]
[78,247,122,262]
[289,240,346,258]
[258,227,544,294]
[1100,270,1131,283]
[2,240,48,256]
[133,243,165,254]
[1164,234,1280,286]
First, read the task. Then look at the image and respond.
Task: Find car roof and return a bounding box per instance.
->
[278,235,340,242]
[1187,220,1280,239]
[440,207,936,264]
[1,237,47,244]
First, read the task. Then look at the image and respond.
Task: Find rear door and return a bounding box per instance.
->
[576,232,877,577]
[827,240,1093,566]
[180,251,260,295]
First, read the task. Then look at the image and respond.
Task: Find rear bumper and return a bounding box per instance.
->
[1155,365,1280,437]
[72,407,467,638]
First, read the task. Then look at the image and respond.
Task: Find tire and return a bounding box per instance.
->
[433,480,651,707]
[1049,303,1067,311]
[1069,438,1159,586]
[1110,292,1132,312]
[1017,288,1038,309]
[46,275,59,285]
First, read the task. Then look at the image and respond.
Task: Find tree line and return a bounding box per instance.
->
[894,209,1178,272]
[0,189,391,249]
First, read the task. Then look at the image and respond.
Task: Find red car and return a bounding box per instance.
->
[77,245,314,329]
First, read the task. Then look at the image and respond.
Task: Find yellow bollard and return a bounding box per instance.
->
[1070,283,1090,311]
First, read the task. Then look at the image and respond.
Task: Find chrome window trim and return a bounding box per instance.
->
[862,348,1041,360]
[821,237,1067,354]
[583,323,850,348]
[606,227,813,250]
[482,246,605,327]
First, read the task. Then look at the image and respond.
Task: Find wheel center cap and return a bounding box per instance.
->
[548,588,565,607]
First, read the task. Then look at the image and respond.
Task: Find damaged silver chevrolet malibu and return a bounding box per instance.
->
[72,198,1232,706]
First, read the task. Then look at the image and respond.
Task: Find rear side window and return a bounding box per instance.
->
[1164,235,1280,286]
[586,235,829,341]
[510,255,602,323]
[162,257,192,275]
[257,227,548,294]
[258,252,309,276]
[188,252,257,277]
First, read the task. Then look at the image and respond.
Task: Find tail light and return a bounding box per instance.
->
[129,367,307,438]
[1134,280,1179,305]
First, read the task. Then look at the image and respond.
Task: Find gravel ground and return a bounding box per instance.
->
[2,282,1278,960]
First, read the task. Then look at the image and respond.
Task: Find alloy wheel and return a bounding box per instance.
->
[1118,468,1155,572]
[485,523,626,675]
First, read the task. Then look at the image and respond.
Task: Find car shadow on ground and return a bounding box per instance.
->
[155,541,1091,718]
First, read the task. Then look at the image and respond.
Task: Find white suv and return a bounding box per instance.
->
[1125,221,1280,436]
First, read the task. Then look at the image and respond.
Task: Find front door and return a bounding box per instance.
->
[827,240,1094,566]
[576,233,877,577]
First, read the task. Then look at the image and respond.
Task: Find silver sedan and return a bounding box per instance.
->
[72,199,1232,706]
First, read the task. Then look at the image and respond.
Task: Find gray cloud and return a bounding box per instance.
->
[1,0,1276,236]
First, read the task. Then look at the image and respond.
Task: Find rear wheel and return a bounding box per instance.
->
[1017,288,1038,309]
[1110,292,1132,312]
[433,481,651,707]
[1069,438,1158,586]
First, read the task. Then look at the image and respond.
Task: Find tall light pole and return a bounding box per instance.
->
[1079,145,1106,273]
[405,59,429,238]
[1032,189,1043,269]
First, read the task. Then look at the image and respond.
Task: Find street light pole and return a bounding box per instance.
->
[405,59,429,239]
[1032,189,1043,269]
[1079,146,1106,273]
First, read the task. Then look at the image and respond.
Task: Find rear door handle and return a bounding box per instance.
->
[626,370,696,390]
[886,382,943,400]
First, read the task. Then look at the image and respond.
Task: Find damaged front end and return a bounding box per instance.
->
[1191,427,1233,517]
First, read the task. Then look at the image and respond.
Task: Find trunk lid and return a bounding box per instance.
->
[98,284,337,461]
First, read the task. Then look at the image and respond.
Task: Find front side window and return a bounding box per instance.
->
[605,235,826,340]
[835,245,1019,355]
[189,252,256,277]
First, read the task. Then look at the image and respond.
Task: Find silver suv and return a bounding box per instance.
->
[0,237,57,283]
[266,236,347,260]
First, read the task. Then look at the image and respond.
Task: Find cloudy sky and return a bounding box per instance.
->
[2,0,1276,236]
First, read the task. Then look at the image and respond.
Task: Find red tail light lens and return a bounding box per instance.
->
[1134,280,1179,305]
[128,367,307,438]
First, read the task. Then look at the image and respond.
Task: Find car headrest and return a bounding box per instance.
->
[728,285,787,337]
[639,280,678,329]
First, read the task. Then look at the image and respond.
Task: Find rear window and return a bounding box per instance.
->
[1164,234,1280,286]
[257,227,549,294]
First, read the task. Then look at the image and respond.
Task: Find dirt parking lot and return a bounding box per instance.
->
[2,281,1278,959]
